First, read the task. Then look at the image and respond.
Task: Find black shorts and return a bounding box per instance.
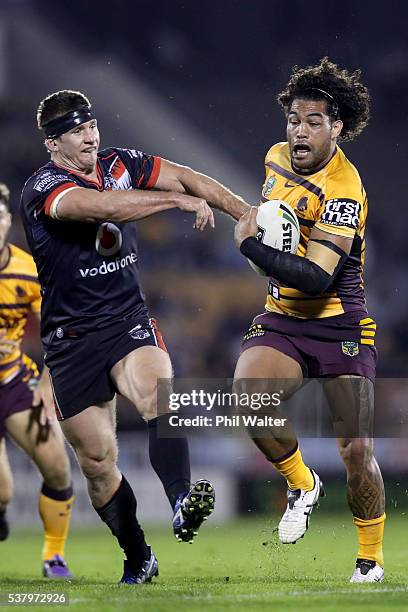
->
[45,317,167,420]
[241,310,377,381]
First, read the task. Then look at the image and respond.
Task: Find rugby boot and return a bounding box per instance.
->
[278,469,324,544]
[173,479,215,543]
[43,554,73,579]
[350,558,384,583]
[120,548,159,584]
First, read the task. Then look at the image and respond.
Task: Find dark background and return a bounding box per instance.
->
[1,0,407,388]
[0,0,407,525]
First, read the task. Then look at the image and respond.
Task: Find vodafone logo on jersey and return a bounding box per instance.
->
[96,222,122,256]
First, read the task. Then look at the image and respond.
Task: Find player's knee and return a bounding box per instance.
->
[137,389,160,421]
[338,438,372,468]
[79,449,116,482]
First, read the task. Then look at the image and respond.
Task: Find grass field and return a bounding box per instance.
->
[0,514,407,611]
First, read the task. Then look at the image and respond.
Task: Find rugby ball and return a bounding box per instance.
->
[248,200,300,276]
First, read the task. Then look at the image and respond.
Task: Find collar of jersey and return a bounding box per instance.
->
[51,158,104,190]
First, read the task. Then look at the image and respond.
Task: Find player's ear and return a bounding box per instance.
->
[45,137,58,153]
[331,119,343,140]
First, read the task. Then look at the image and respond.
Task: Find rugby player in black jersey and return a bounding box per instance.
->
[20,90,249,584]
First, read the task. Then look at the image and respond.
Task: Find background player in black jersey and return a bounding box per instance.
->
[234,59,385,583]
[0,182,74,579]
[21,90,249,584]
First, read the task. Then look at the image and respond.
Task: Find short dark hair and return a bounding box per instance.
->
[277,57,370,141]
[0,183,10,209]
[37,90,91,130]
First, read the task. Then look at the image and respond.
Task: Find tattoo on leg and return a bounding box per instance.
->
[347,457,385,519]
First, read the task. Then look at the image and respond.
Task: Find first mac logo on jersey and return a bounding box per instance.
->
[96,223,122,256]
[321,198,361,230]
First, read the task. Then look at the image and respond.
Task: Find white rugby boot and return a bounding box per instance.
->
[278,469,324,544]
[350,559,384,583]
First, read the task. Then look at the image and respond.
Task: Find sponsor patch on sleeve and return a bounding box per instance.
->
[319,198,361,230]
[33,171,73,193]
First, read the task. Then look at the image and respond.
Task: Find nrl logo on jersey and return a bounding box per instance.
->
[262,176,277,198]
[342,341,359,357]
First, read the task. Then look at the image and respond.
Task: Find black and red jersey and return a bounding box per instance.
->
[20,147,161,344]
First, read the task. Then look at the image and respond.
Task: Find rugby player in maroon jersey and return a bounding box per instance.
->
[234,59,385,583]
[0,183,73,579]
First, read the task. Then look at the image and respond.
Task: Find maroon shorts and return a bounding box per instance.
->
[0,368,38,440]
[241,310,377,380]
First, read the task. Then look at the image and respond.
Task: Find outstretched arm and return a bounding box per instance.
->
[48,185,214,231]
[154,159,250,220]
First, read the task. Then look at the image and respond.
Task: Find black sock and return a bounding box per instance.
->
[148,415,191,509]
[94,475,149,569]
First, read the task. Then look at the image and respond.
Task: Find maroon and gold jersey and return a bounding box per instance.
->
[261,142,368,319]
[0,244,40,384]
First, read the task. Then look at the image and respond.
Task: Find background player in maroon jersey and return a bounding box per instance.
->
[234,59,385,583]
[0,183,74,579]
[21,90,249,584]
